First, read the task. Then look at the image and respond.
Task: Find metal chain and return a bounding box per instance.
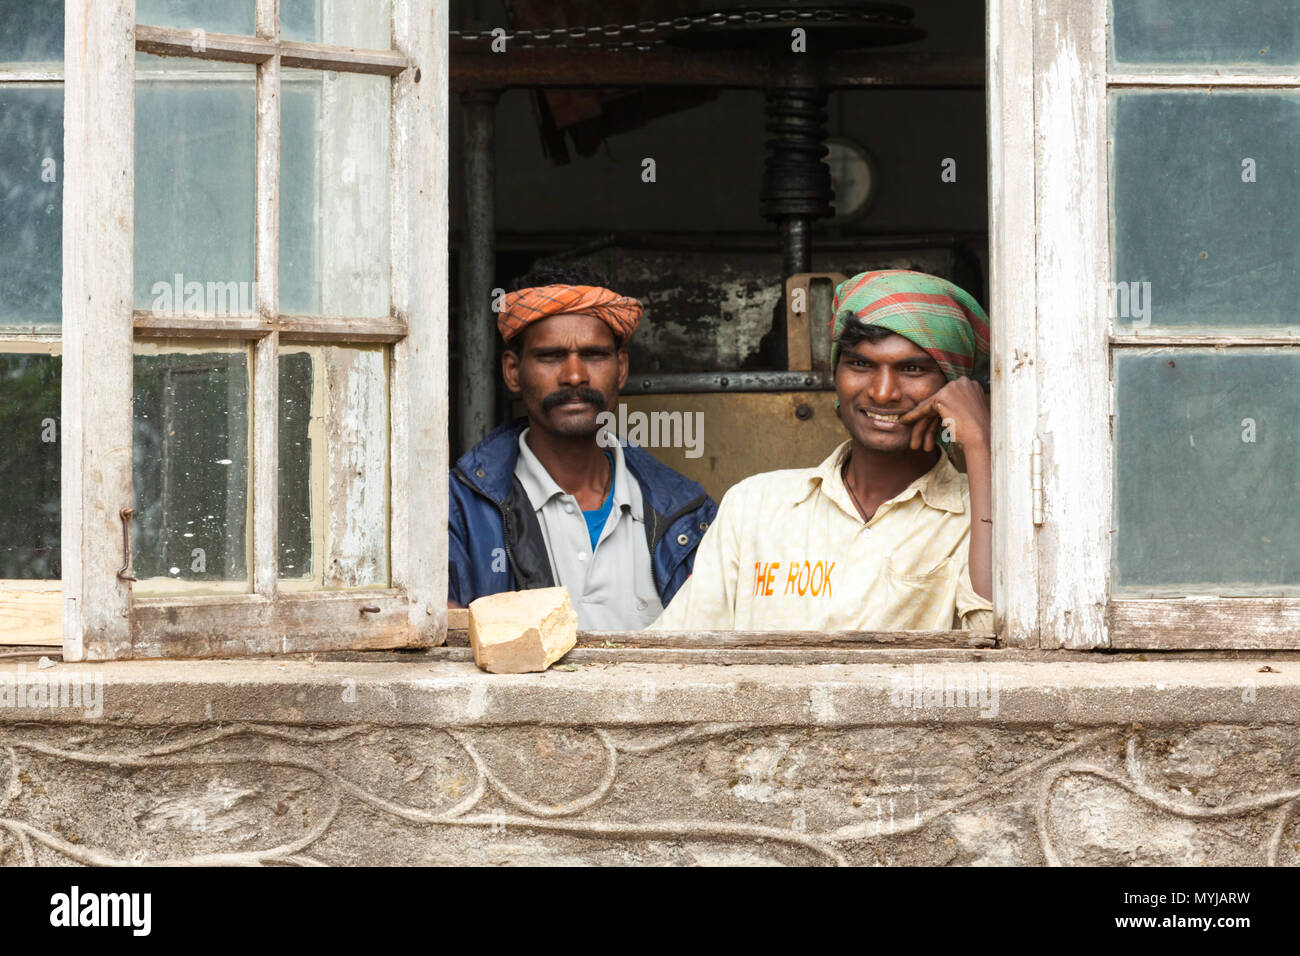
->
[450,8,908,52]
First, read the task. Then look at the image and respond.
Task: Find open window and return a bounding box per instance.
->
[57,0,447,659]
[447,2,1019,647]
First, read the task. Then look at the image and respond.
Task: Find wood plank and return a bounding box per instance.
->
[1033,0,1110,648]
[390,0,447,646]
[135,25,276,64]
[128,591,421,658]
[277,315,408,342]
[988,0,1040,648]
[132,311,408,342]
[446,626,994,650]
[134,26,406,74]
[0,587,61,647]
[437,644,1008,665]
[63,0,136,661]
[133,312,269,338]
[1112,599,1300,649]
[279,42,409,75]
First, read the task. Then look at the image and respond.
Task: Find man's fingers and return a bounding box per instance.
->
[908,415,928,450]
[898,395,938,424]
[922,416,940,452]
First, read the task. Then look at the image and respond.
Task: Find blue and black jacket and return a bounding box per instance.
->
[449,418,717,609]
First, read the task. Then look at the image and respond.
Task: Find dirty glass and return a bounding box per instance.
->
[1111,92,1300,333]
[278,346,388,588]
[133,347,250,592]
[1111,0,1300,69]
[1114,350,1300,595]
[136,0,256,38]
[0,353,60,578]
[0,86,61,328]
[281,0,391,48]
[135,55,256,314]
[0,0,62,62]
[279,351,313,580]
[281,69,390,317]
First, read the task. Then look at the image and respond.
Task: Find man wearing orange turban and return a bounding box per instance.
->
[449,262,717,630]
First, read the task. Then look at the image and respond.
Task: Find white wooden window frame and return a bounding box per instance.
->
[0,36,64,646]
[61,0,447,660]
[1010,0,1300,650]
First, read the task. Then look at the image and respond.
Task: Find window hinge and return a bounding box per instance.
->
[1031,437,1044,526]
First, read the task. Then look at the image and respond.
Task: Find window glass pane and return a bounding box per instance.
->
[1111,92,1300,333]
[135,55,256,314]
[0,86,61,328]
[0,352,60,578]
[0,0,62,62]
[1115,350,1300,595]
[278,351,312,579]
[281,69,390,317]
[1111,0,1300,69]
[136,0,256,38]
[278,345,387,588]
[281,0,391,49]
[133,345,250,594]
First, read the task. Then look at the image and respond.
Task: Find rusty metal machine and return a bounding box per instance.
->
[451,2,984,500]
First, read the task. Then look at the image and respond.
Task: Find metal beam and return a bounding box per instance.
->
[457,90,500,455]
[450,50,984,92]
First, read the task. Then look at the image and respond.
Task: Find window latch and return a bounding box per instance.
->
[117,506,137,583]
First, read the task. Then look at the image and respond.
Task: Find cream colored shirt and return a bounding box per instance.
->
[514,428,664,631]
[650,440,993,632]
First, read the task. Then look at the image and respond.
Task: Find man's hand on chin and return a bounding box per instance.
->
[897,376,991,456]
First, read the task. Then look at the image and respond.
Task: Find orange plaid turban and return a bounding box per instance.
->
[498,285,642,345]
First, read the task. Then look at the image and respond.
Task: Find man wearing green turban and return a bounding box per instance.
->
[652,269,993,633]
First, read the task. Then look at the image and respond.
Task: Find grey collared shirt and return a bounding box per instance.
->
[514,428,664,630]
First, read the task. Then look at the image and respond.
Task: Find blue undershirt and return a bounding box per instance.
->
[582,451,616,552]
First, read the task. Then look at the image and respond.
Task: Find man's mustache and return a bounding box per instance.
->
[542,387,606,412]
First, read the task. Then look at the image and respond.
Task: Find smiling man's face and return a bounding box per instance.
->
[502,312,628,439]
[835,331,948,454]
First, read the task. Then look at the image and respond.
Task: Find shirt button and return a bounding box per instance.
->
[577,552,587,562]
[677,533,689,546]
[637,600,647,611]
[564,504,575,514]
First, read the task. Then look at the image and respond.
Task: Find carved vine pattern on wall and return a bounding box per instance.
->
[1,724,1298,866]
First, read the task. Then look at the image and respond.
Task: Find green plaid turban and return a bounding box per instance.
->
[830,269,991,381]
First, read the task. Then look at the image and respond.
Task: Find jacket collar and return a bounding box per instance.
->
[456,417,705,522]
[513,426,643,522]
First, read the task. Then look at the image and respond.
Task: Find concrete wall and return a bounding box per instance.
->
[3,656,1297,865]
